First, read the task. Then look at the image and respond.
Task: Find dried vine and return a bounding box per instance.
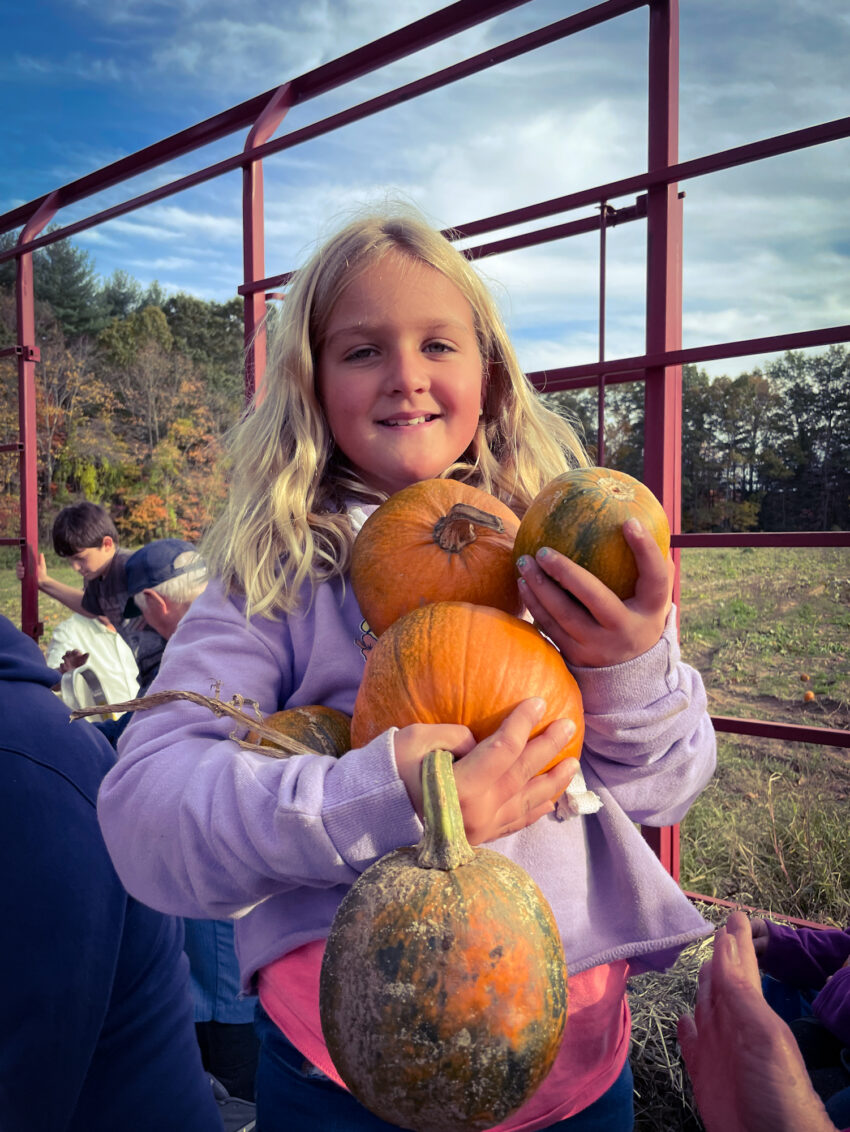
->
[69,686,319,758]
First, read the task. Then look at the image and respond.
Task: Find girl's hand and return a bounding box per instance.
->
[516,518,674,668]
[393,698,579,845]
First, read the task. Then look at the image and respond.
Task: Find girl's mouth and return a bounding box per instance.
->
[379,415,437,427]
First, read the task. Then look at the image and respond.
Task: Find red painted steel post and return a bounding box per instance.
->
[16,193,59,641]
[242,85,293,402]
[642,0,683,878]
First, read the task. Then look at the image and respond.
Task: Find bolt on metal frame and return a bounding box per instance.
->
[1,0,848,890]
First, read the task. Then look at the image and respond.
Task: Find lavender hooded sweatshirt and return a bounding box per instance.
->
[97,526,716,993]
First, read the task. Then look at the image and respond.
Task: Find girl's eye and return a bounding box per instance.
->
[344,346,377,361]
[425,341,453,354]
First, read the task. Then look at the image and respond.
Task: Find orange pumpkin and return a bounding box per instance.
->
[514,468,671,600]
[351,478,522,636]
[319,748,567,1131]
[351,601,583,771]
[248,704,351,758]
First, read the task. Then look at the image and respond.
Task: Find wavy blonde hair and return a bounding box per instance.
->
[202,207,589,618]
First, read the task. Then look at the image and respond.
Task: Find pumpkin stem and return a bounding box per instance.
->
[433,503,504,553]
[416,749,477,870]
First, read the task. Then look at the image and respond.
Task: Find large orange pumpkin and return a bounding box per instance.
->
[514,468,670,600]
[320,747,567,1132]
[247,704,351,758]
[351,478,522,636]
[351,601,583,770]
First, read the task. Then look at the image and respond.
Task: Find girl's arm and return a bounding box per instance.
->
[97,583,580,920]
[97,595,421,919]
[517,525,715,825]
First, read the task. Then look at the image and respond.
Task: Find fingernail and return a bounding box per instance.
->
[516,555,529,571]
[537,546,552,558]
[553,719,576,742]
[624,518,643,536]
[527,697,546,719]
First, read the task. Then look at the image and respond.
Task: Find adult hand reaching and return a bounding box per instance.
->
[677,911,837,1132]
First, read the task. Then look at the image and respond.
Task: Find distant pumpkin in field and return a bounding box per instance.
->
[800,673,810,683]
[803,690,816,703]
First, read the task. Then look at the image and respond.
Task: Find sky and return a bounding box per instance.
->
[1,0,848,379]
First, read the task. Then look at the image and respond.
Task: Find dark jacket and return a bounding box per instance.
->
[0,615,222,1132]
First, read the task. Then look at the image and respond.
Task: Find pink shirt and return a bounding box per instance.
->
[258,941,630,1130]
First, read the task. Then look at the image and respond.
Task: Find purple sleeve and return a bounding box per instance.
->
[96,583,422,920]
[761,921,850,989]
[569,608,717,826]
[811,966,850,1046]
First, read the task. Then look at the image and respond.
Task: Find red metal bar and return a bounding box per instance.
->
[597,203,609,465]
[15,192,59,642]
[240,200,648,298]
[0,0,539,240]
[242,85,294,400]
[526,322,850,391]
[641,0,682,879]
[674,532,850,548]
[711,717,850,749]
[0,0,647,260]
[450,114,850,241]
[683,892,835,931]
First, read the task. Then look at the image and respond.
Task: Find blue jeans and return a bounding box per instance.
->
[254,1005,634,1132]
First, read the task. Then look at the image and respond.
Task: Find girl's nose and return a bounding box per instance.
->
[385,346,429,395]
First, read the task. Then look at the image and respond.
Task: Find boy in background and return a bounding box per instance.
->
[17,502,186,694]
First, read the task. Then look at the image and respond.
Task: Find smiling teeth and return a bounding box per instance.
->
[384,416,432,426]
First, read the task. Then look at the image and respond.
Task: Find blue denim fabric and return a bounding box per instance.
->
[183,917,257,1023]
[254,1005,634,1132]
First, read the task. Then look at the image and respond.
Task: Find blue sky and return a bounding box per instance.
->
[2,0,848,377]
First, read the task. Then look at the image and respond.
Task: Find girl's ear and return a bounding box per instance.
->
[101,535,115,552]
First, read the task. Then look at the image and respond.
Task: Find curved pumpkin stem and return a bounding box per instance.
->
[432,503,504,553]
[416,749,477,871]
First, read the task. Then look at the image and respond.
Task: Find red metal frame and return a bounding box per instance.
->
[2,0,847,891]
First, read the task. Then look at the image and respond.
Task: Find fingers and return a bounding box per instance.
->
[518,550,616,630]
[676,1012,697,1060]
[483,698,576,775]
[622,518,673,612]
[721,912,763,988]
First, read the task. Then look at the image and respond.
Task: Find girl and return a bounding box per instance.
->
[98,208,716,1132]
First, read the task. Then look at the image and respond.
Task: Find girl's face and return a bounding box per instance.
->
[316,252,484,496]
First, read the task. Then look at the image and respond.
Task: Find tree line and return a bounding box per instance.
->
[550,345,849,533]
[1,232,847,543]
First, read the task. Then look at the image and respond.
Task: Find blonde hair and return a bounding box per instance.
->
[202,207,588,618]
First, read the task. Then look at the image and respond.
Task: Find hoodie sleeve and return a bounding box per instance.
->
[760,922,850,988]
[568,607,717,826]
[96,582,422,921]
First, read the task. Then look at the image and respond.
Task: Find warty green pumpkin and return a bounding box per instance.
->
[319,748,568,1132]
[514,467,670,600]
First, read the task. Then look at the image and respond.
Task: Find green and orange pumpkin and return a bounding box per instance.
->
[514,467,670,600]
[319,747,567,1132]
[351,478,522,636]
